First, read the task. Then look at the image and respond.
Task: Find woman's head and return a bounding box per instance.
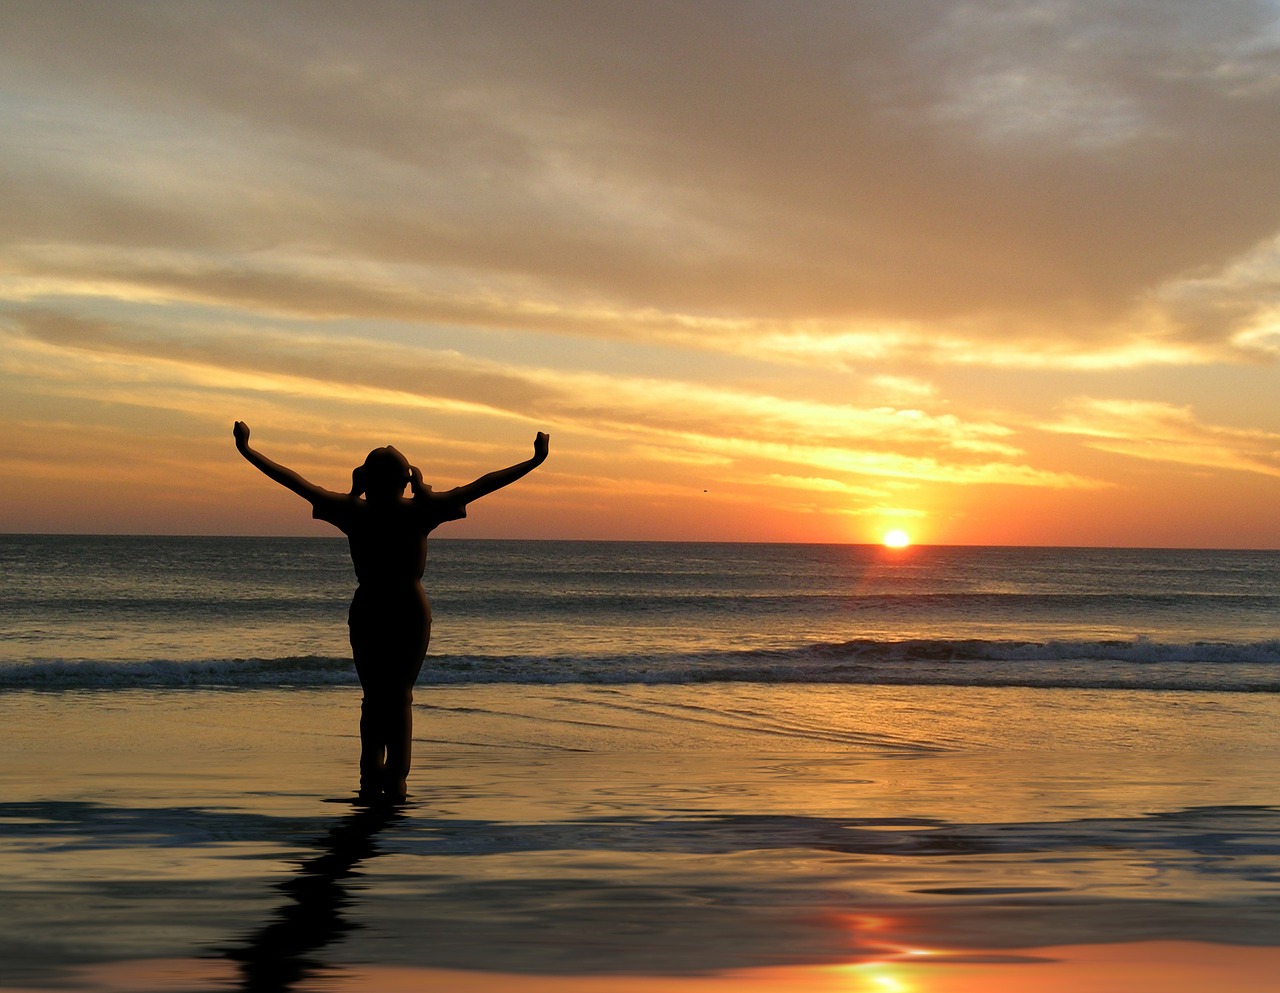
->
[352,446,411,500]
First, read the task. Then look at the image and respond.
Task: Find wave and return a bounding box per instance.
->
[4,637,1280,692]
[0,656,362,689]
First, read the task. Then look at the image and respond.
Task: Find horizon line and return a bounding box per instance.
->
[3,532,1279,553]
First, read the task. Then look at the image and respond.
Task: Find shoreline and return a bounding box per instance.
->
[4,682,1276,753]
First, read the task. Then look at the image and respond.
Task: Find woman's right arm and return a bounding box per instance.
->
[233,421,327,502]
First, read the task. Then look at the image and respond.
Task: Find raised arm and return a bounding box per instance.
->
[442,432,549,506]
[233,421,328,503]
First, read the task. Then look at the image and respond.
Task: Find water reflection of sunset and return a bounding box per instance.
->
[68,942,1280,992]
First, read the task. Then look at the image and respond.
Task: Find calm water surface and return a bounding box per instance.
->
[1,536,1279,691]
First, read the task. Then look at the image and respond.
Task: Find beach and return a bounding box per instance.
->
[10,2,1280,985]
[8,2,1280,983]
[3,682,1279,992]
[4,537,1280,990]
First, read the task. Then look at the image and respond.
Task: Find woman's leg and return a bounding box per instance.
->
[350,588,429,801]
[355,686,388,798]
[380,652,426,801]
[352,644,389,798]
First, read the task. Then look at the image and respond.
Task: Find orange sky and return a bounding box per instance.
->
[2,2,1280,545]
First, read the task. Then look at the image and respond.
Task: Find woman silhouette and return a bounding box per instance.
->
[234,422,549,802]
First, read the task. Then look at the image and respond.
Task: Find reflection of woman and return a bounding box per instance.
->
[234,422,548,802]
[226,803,403,991]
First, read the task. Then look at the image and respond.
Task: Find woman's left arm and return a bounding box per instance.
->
[445,432,549,506]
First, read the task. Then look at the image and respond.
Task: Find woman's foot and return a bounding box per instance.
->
[383,776,408,804]
[355,786,384,805]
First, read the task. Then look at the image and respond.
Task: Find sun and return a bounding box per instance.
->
[882,529,911,548]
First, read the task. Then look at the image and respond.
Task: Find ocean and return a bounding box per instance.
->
[3,535,1280,693]
[4,535,1280,990]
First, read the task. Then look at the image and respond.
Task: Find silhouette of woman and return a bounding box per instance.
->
[234,422,548,802]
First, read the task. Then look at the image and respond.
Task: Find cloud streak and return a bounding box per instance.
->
[1047,398,1280,479]
[6,308,1099,494]
[4,2,1280,362]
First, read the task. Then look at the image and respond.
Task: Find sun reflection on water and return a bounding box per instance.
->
[826,913,947,992]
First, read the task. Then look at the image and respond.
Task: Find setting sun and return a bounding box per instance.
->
[883,529,911,548]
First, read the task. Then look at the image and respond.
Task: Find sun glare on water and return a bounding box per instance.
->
[882,529,911,548]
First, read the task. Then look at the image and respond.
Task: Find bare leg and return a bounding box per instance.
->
[380,685,416,802]
[358,697,388,800]
[350,586,429,802]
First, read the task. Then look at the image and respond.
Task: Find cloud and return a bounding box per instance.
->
[1046,397,1280,478]
[3,2,1280,365]
[1156,234,1280,359]
[6,307,1101,493]
[5,2,1280,542]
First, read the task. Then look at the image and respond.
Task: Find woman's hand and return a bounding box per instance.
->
[452,432,550,504]
[233,421,251,451]
[408,464,430,497]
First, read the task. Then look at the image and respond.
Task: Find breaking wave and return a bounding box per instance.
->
[4,637,1280,692]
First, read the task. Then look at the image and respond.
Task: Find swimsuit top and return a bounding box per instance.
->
[310,490,467,585]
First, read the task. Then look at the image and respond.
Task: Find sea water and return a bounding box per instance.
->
[2,535,1279,692]
[4,535,1280,988]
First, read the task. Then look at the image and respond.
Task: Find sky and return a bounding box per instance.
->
[3,1,1280,545]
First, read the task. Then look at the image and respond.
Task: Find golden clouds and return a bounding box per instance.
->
[3,2,1280,351]
[5,310,1098,496]
[1048,399,1280,479]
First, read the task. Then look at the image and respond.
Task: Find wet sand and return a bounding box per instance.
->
[2,685,1278,992]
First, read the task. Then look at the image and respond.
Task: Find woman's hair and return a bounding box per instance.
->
[350,446,411,498]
